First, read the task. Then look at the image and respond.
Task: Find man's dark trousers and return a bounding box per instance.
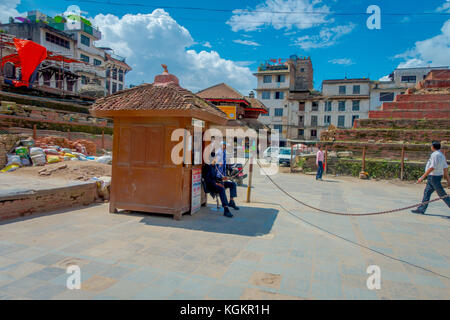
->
[417,175,450,213]
[214,181,237,207]
[316,161,324,180]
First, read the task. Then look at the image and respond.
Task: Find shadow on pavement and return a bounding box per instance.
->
[120,204,279,237]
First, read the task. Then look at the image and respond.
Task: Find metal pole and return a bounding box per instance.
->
[33,124,37,141]
[102,130,105,149]
[362,145,366,172]
[400,145,405,180]
[324,145,328,175]
[246,158,254,203]
[290,144,294,173]
[67,129,71,141]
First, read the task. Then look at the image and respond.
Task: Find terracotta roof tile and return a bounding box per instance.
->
[246,97,268,111]
[196,83,245,100]
[91,82,227,119]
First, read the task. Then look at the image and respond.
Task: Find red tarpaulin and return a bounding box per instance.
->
[13,38,47,86]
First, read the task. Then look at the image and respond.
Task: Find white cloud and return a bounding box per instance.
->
[233,39,261,46]
[436,1,450,13]
[379,75,392,81]
[93,9,254,93]
[395,19,450,68]
[0,0,21,23]
[203,41,212,48]
[294,23,355,49]
[328,58,354,65]
[227,0,332,32]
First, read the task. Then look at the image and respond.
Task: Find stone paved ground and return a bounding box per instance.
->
[0,167,449,300]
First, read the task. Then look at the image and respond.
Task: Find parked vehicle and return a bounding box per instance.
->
[263,147,279,161]
[277,147,292,166]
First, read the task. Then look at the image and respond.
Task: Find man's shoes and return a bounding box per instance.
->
[224,207,233,218]
[411,209,425,214]
[229,200,240,210]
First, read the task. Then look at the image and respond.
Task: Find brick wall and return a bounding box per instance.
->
[0,182,97,221]
[6,127,113,151]
[332,129,450,144]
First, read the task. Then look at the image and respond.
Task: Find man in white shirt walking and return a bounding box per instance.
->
[412,141,450,214]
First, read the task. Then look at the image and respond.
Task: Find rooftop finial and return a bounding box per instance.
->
[162,64,169,74]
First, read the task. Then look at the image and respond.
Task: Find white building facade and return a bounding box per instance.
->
[296,79,371,140]
[370,66,449,111]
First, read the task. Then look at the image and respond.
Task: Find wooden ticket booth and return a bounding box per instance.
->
[91,66,228,219]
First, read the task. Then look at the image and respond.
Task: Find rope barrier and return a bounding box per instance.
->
[256,159,449,216]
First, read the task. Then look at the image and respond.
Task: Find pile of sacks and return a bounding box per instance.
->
[35,136,96,155]
[1,138,112,173]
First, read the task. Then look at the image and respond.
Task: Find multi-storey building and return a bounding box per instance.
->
[254,55,313,146]
[102,49,132,94]
[1,10,131,97]
[370,66,449,111]
[294,78,371,140]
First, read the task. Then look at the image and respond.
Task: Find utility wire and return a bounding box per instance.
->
[64,0,450,16]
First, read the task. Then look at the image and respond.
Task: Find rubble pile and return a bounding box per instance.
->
[35,136,97,155]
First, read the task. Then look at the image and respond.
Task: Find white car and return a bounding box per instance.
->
[276,147,292,166]
[263,147,279,160]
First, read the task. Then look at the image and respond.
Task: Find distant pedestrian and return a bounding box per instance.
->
[411,141,450,214]
[316,145,324,181]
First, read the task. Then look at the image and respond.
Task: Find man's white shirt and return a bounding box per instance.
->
[425,150,448,176]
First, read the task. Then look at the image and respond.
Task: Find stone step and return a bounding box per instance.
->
[395,94,450,102]
[369,109,450,119]
[382,101,450,110]
[355,118,450,130]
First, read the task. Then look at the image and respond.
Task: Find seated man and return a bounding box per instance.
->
[204,152,240,218]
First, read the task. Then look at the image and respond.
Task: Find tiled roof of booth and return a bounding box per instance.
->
[91,82,227,118]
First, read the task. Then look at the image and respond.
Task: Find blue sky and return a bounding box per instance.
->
[2,0,449,93]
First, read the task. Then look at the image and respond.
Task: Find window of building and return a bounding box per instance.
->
[112,82,117,94]
[106,81,110,91]
[261,91,270,99]
[298,129,304,137]
[106,69,110,78]
[81,75,89,85]
[299,101,305,111]
[311,101,318,111]
[112,68,117,80]
[299,115,304,124]
[380,92,394,101]
[338,101,346,111]
[324,101,332,111]
[263,75,272,83]
[300,68,305,72]
[339,85,346,94]
[119,69,124,82]
[274,91,284,99]
[338,115,345,127]
[352,100,360,111]
[401,75,416,83]
[276,75,285,83]
[80,54,89,63]
[323,115,331,125]
[94,59,102,66]
[273,124,283,133]
[45,32,70,49]
[352,115,359,126]
[42,72,51,86]
[119,84,123,91]
[274,108,283,116]
[353,85,360,94]
[311,115,318,126]
[310,129,317,138]
[80,34,90,47]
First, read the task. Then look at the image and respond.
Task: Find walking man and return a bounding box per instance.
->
[412,141,450,214]
[316,145,324,181]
